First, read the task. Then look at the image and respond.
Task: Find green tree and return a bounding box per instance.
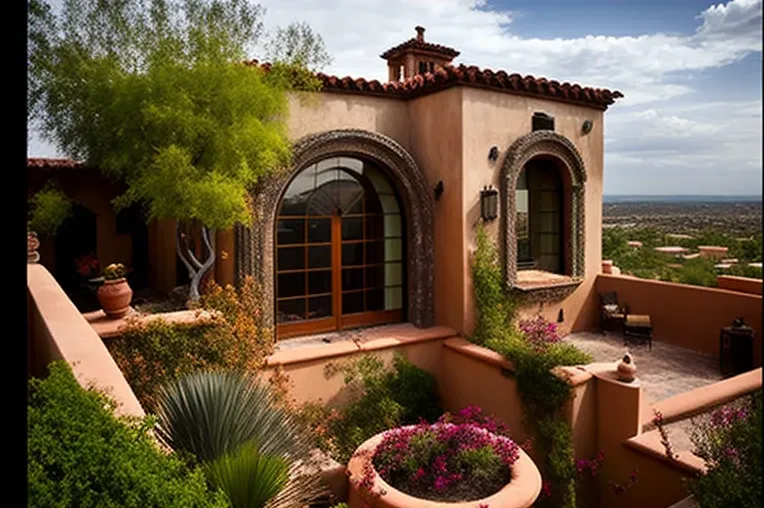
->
[28,185,73,236]
[28,0,331,299]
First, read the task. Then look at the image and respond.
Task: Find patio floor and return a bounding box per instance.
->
[567,331,724,452]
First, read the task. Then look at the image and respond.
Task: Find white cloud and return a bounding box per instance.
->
[29,0,763,195]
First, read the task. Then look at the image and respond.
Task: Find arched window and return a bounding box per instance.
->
[275,156,404,338]
[516,158,564,274]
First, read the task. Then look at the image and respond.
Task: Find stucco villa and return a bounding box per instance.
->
[28,26,624,340]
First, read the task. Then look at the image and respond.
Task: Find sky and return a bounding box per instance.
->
[27,0,763,196]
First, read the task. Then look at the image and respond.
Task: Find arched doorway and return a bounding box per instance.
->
[275,157,405,338]
[55,203,98,311]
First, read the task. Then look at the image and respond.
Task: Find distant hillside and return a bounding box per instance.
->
[604,195,762,204]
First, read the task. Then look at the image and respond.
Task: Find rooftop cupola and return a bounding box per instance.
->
[380,26,460,82]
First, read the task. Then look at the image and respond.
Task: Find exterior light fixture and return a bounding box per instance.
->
[488,146,499,163]
[557,308,564,323]
[581,120,593,135]
[480,185,499,222]
[434,180,444,201]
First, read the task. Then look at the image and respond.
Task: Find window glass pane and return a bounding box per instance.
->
[366,288,384,311]
[347,196,364,215]
[366,167,393,193]
[277,246,304,271]
[308,188,336,216]
[385,262,402,286]
[365,265,384,288]
[342,292,364,314]
[385,286,403,310]
[337,179,363,214]
[308,246,331,268]
[338,157,363,174]
[278,299,305,322]
[380,195,399,214]
[385,238,402,262]
[342,217,363,240]
[365,216,384,239]
[307,218,331,243]
[342,243,363,266]
[277,219,304,245]
[277,273,305,298]
[384,214,401,238]
[365,240,383,264]
[280,166,315,215]
[308,295,332,319]
[308,270,332,295]
[539,213,560,233]
[342,268,364,291]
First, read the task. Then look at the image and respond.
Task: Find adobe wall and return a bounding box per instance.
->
[716,275,763,296]
[406,88,465,332]
[597,274,762,365]
[460,88,606,336]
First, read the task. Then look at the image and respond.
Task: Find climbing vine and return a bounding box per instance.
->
[471,222,592,508]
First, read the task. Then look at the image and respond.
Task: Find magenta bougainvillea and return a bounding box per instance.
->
[364,406,520,502]
[518,316,562,352]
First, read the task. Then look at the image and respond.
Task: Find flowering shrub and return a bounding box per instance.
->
[686,393,761,508]
[518,316,562,352]
[108,276,276,411]
[298,353,442,465]
[75,253,100,278]
[366,407,520,502]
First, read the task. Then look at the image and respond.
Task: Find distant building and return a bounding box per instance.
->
[665,233,694,241]
[698,246,729,259]
[627,241,642,249]
[655,246,687,257]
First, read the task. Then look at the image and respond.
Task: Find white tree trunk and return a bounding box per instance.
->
[176,223,216,301]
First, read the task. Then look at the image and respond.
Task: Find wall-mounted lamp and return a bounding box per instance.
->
[434,180,444,201]
[480,185,499,222]
[488,146,499,163]
[557,308,565,323]
[581,120,593,135]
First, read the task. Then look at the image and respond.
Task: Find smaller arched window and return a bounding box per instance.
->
[275,157,405,338]
[515,158,564,275]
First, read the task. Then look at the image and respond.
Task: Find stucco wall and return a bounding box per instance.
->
[597,274,762,364]
[286,93,411,152]
[407,88,464,332]
[460,88,606,336]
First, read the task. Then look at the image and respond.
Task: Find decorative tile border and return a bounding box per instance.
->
[235,129,435,330]
[499,131,587,290]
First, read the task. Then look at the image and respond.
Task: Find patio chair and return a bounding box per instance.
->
[600,291,628,334]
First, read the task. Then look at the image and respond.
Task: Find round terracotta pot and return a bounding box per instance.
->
[347,427,541,508]
[97,278,133,318]
[617,354,637,383]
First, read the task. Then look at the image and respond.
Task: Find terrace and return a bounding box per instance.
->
[27,261,762,508]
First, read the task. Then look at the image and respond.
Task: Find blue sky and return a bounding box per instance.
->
[28,0,763,195]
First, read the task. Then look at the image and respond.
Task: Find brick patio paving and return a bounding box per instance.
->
[567,331,724,452]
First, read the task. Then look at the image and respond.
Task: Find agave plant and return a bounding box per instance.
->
[154,370,326,508]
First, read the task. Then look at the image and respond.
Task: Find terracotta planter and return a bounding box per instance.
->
[347,428,541,508]
[602,260,613,274]
[97,278,133,318]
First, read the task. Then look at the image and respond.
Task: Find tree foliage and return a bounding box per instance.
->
[28,0,329,231]
[28,185,73,236]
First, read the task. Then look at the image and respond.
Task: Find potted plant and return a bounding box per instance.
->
[347,407,541,508]
[97,263,133,317]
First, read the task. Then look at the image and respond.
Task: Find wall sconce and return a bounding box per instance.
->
[581,120,593,135]
[488,146,499,163]
[480,185,499,222]
[434,180,444,201]
[557,308,564,323]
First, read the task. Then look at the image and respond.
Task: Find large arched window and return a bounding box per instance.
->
[275,156,404,338]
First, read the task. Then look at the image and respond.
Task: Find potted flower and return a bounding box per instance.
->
[75,253,101,280]
[347,407,541,508]
[97,263,133,318]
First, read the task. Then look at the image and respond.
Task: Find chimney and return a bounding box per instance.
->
[415,26,425,43]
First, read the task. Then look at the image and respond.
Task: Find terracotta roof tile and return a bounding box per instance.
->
[27,157,84,169]
[379,38,460,60]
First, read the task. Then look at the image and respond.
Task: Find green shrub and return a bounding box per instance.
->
[28,361,228,508]
[470,221,592,508]
[678,257,718,287]
[108,277,276,411]
[299,353,442,464]
[685,392,762,508]
[29,186,72,236]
